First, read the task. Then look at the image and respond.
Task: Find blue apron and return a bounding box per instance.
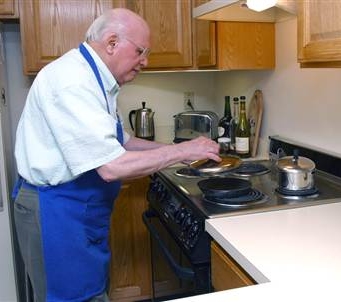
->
[14,43,124,301]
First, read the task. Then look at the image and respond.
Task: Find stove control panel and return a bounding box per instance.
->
[147,174,204,252]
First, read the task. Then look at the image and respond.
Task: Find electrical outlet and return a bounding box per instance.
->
[183,91,194,110]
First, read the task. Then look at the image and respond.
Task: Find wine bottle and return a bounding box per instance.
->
[230,97,239,151]
[218,96,232,138]
[235,97,251,158]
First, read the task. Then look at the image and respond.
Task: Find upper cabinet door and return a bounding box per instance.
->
[193,0,216,68]
[0,0,18,18]
[19,0,113,75]
[298,0,341,65]
[115,0,192,69]
[216,22,275,70]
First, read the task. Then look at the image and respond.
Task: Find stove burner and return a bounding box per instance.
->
[203,189,268,208]
[174,167,201,178]
[175,162,270,178]
[230,163,270,177]
[276,187,319,199]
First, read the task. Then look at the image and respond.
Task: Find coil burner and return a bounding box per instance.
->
[275,187,319,199]
[174,167,202,178]
[230,163,270,177]
[203,189,268,208]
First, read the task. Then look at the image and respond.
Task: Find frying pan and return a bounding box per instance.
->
[197,177,252,199]
[189,156,241,174]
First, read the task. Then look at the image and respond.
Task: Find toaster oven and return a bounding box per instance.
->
[173,111,218,143]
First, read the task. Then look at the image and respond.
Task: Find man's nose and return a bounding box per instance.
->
[140,56,148,67]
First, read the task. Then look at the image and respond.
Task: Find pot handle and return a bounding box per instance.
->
[128,110,136,131]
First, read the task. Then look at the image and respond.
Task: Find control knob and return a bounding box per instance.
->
[175,207,188,224]
[182,213,193,230]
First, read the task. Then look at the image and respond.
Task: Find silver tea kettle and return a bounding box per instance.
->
[129,101,155,141]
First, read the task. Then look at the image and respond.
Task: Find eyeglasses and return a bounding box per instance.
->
[123,37,151,58]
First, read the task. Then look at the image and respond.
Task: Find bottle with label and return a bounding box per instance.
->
[217,96,232,138]
[230,97,239,151]
[235,97,251,158]
[218,137,231,155]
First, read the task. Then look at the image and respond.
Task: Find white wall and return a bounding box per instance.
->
[215,18,341,157]
[118,71,218,142]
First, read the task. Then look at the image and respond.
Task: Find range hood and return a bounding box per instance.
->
[193,0,297,23]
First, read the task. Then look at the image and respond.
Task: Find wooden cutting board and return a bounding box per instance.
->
[248,90,263,157]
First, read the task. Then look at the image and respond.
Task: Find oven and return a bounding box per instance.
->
[142,208,211,300]
[143,135,341,301]
[143,173,212,300]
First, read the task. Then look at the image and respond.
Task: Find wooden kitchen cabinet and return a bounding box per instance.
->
[19,0,113,75]
[193,0,217,68]
[19,0,274,74]
[298,0,341,67]
[108,177,152,301]
[211,240,256,291]
[115,0,217,69]
[216,21,275,70]
[0,0,18,19]
[19,0,195,73]
[114,0,193,69]
[115,0,217,70]
[193,0,275,70]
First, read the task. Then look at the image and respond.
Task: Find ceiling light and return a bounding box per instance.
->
[247,0,277,12]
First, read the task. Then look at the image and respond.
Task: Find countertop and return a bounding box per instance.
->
[170,200,341,301]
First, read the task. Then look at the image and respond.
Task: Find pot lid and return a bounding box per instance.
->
[190,155,241,174]
[277,150,315,173]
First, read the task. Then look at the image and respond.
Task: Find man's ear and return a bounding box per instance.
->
[107,34,119,54]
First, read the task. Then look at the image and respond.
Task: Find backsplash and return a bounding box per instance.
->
[118,71,220,143]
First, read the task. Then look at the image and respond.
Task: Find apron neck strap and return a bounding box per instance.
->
[79,43,123,145]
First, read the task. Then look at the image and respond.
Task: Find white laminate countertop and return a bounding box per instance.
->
[170,200,341,302]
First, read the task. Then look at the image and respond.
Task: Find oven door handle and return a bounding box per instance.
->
[142,209,195,280]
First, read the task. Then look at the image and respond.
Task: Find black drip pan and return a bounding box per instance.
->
[175,167,201,178]
[204,189,267,208]
[276,187,319,197]
[230,163,270,177]
[204,189,264,204]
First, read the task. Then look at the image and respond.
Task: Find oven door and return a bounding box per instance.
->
[143,209,210,301]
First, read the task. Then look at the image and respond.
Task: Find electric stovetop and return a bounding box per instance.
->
[159,160,341,218]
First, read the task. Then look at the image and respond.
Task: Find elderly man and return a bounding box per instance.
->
[13,8,220,302]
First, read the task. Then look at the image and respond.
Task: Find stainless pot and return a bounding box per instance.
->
[276,151,316,191]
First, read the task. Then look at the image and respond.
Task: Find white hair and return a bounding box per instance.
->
[85,10,125,42]
[85,8,147,42]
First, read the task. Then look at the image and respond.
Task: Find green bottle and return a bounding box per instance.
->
[230,97,239,151]
[218,96,232,138]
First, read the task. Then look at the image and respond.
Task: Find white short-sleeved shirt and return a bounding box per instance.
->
[14,42,130,186]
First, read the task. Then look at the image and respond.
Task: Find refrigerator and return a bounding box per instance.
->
[0,24,20,302]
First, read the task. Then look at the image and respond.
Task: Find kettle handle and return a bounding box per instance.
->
[129,110,136,131]
[293,149,299,164]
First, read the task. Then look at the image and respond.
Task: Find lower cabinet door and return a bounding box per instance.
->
[211,240,256,291]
